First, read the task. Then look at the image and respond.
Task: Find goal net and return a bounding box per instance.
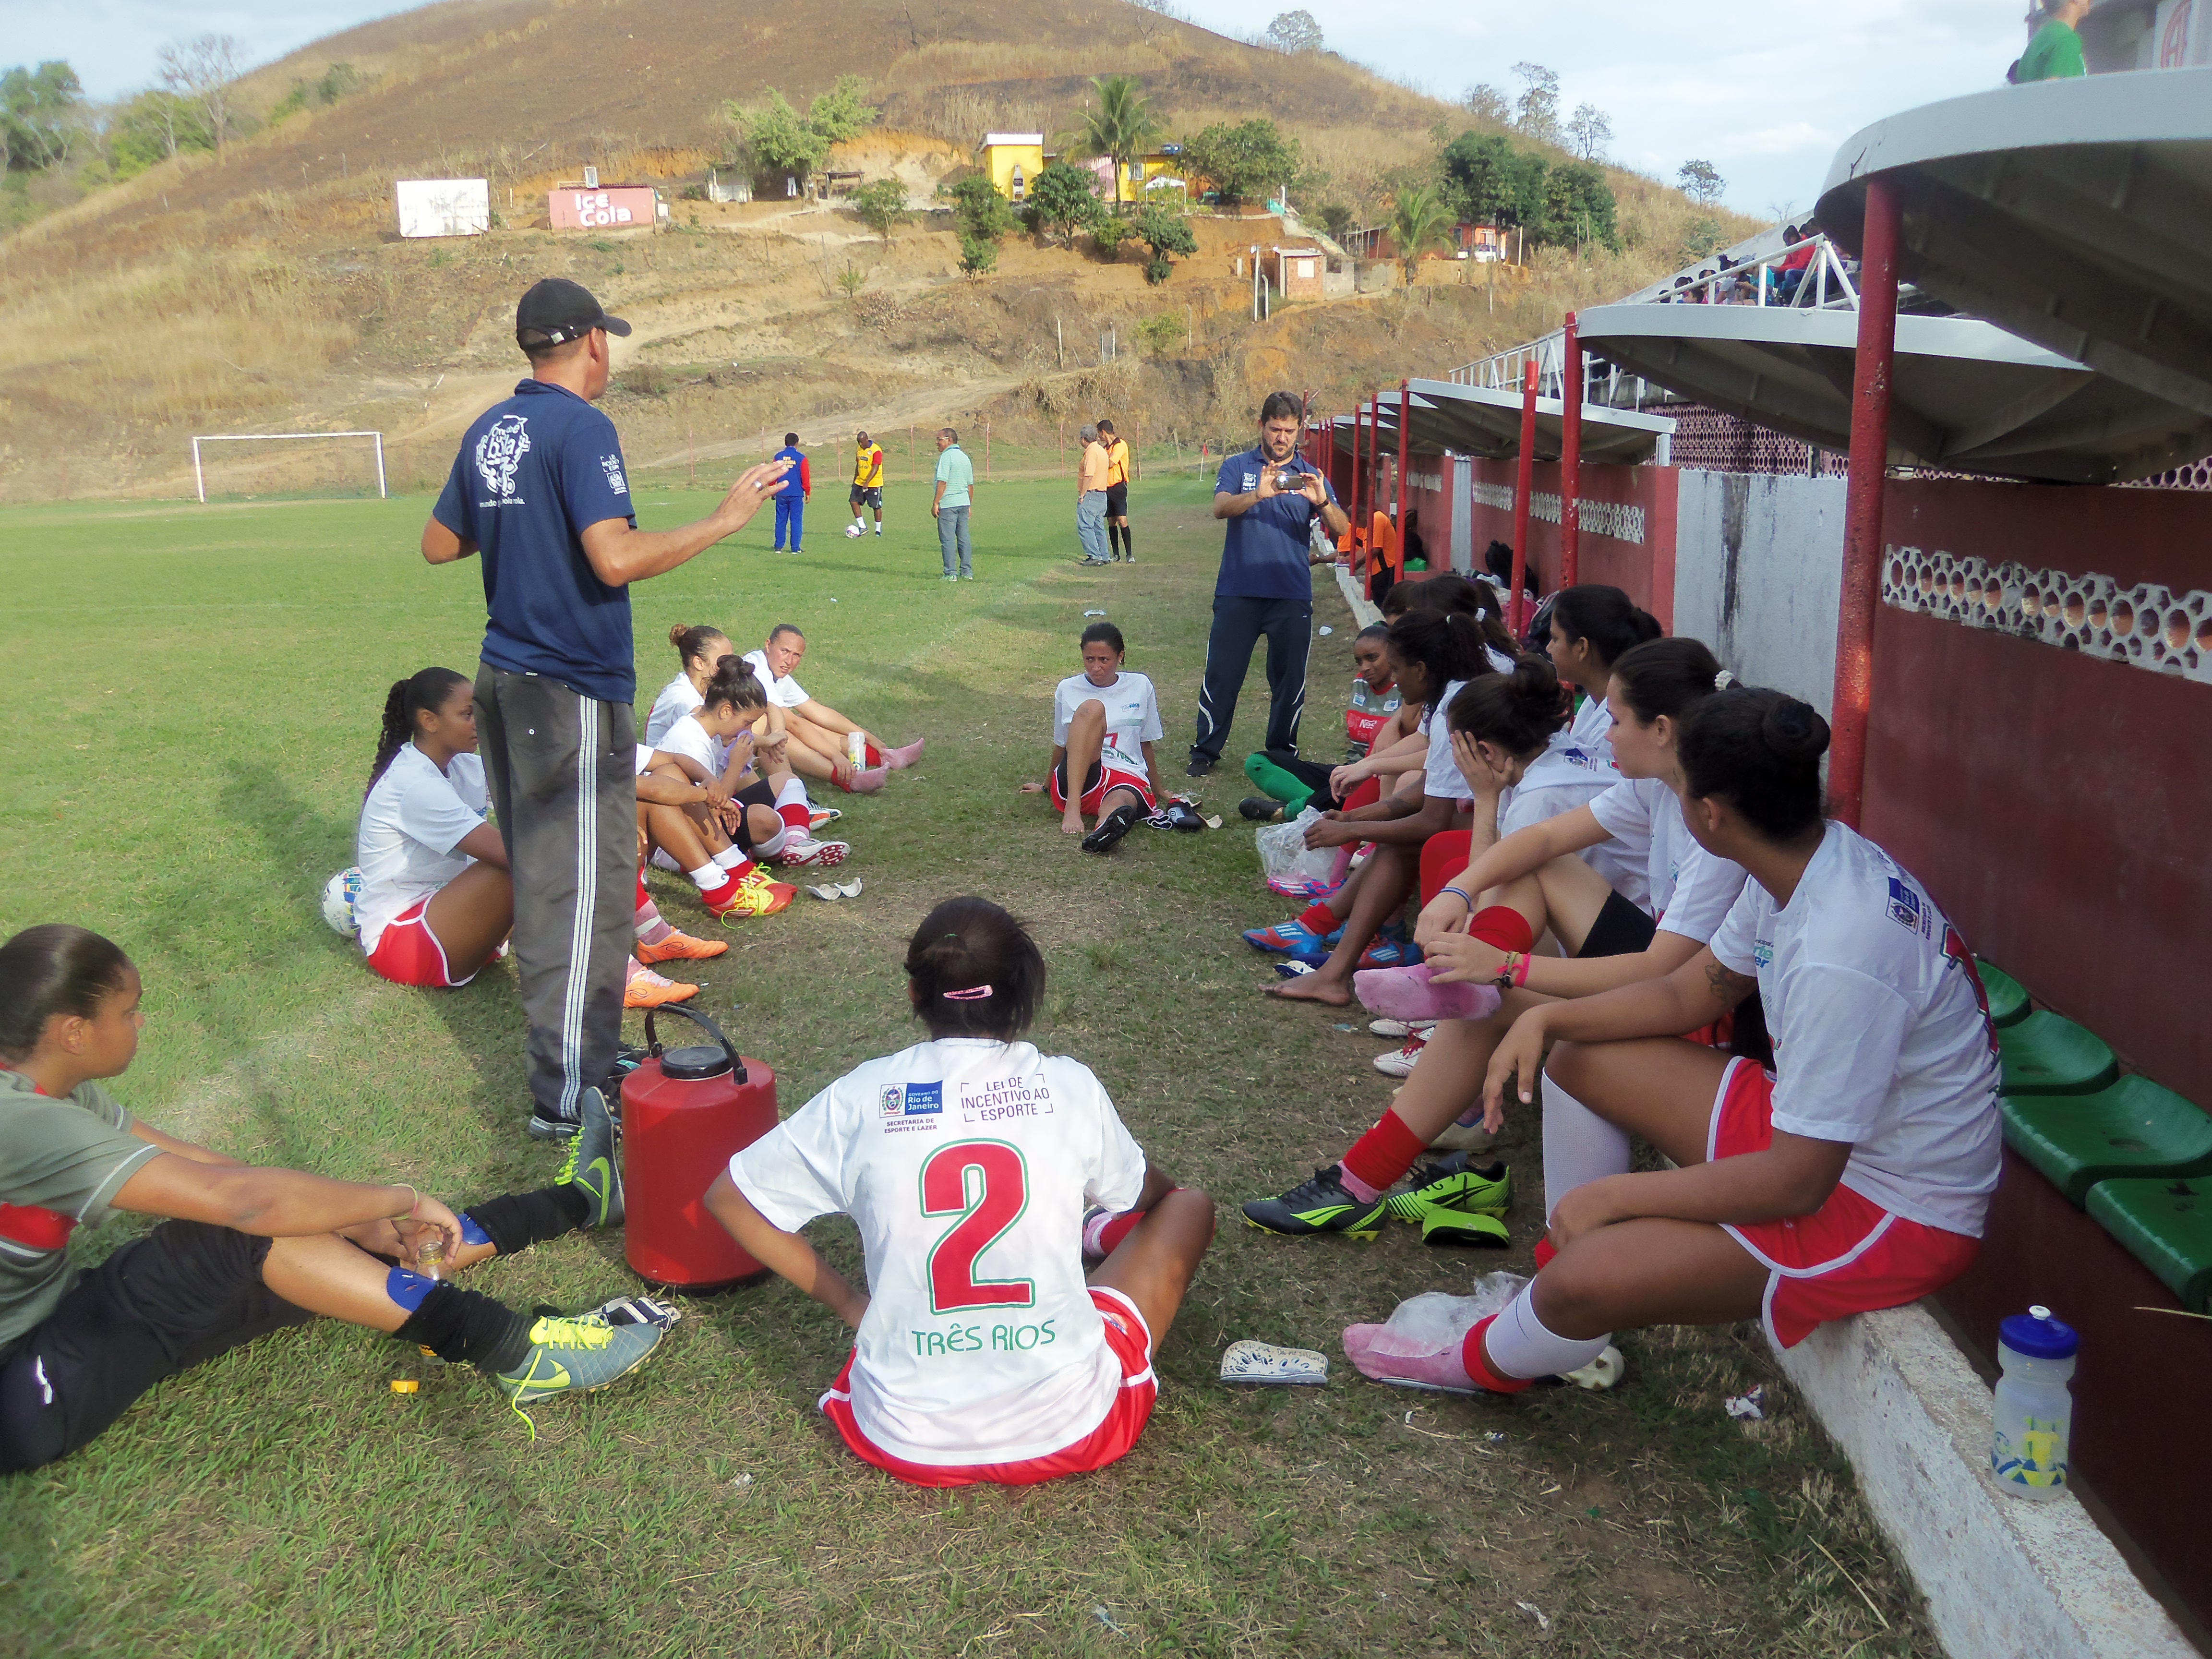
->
[191,432,388,502]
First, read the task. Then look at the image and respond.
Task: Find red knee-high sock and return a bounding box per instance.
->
[778,802,811,833]
[1297,902,1338,934]
[1469,906,1536,953]
[864,740,883,768]
[1532,1237,1557,1270]
[1458,1314,1535,1394]
[1084,1193,1176,1258]
[1340,1108,1428,1197]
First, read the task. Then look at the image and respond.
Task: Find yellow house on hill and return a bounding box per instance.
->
[980,132,1046,204]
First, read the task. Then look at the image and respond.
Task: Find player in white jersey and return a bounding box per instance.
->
[353,669,512,989]
[707,898,1215,1486]
[1338,687,2000,1398]
[1020,622,1166,855]
[1543,584,1662,770]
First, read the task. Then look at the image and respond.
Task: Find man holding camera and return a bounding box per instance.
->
[1188,392,1348,777]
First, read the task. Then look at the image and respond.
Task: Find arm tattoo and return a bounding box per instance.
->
[1704,960,1757,1008]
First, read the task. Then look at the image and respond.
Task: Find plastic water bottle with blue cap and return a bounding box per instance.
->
[1992,1304,2077,1499]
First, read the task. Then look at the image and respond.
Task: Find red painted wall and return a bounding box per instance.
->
[1466,458,1680,628]
[1863,476,2212,1635]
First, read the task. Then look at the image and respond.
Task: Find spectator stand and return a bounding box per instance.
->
[1796,67,2212,1648]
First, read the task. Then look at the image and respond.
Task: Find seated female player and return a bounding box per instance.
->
[1288,641,1753,1195]
[704,897,1215,1487]
[654,660,848,875]
[1545,585,1661,759]
[743,625,925,794]
[1341,689,2002,1395]
[1255,608,1495,1006]
[1018,622,1166,855]
[354,668,511,989]
[0,925,659,1471]
[648,624,841,840]
[1239,622,1396,823]
[643,663,812,918]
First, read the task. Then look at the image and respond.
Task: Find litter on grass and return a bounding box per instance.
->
[1083,609,1108,617]
[1318,625,1334,636]
[389,1380,418,1395]
[1220,1339,1329,1385]
[1726,1384,1767,1421]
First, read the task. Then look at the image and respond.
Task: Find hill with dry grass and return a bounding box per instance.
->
[0,0,1751,500]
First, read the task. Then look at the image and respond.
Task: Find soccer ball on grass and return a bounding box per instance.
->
[845,523,863,539]
[321,867,363,937]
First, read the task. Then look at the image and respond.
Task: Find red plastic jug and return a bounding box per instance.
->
[621,1004,780,1291]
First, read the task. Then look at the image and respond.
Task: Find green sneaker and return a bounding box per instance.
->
[494,1312,662,1408]
[557,1086,623,1228]
[1385,1156,1512,1223]
[1241,1165,1391,1239]
[1402,1196,1510,1248]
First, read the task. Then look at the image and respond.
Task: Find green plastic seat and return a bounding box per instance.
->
[1976,958,2030,1028]
[2002,1077,2212,1204]
[2087,1176,2212,1313]
[1998,1010,2119,1096]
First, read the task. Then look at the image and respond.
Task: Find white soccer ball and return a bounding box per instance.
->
[845,523,862,538]
[322,867,363,938]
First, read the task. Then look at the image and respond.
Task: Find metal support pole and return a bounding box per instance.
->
[192,437,206,505]
[1510,361,1539,636]
[1396,379,1409,574]
[1829,175,1902,830]
[1560,313,1582,589]
[1351,397,1365,570]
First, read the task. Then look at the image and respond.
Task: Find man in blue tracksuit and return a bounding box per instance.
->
[1188,391,1349,776]
[771,433,810,553]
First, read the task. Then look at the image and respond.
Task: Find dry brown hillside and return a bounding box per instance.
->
[0,0,1749,500]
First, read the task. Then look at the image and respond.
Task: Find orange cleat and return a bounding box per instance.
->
[635,928,730,965]
[624,960,700,1009]
[711,879,797,920]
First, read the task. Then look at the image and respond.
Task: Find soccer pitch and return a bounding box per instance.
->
[0,481,1933,1657]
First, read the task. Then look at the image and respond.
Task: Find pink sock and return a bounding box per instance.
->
[1329,843,1355,885]
[635,902,673,947]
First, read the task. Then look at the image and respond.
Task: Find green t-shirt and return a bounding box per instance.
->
[934,444,974,508]
[2017,20,2086,81]
[0,1067,159,1351]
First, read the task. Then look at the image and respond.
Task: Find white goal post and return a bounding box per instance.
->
[190,431,388,502]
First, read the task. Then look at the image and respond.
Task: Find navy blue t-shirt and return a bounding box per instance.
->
[1213,446,1338,601]
[433,379,639,705]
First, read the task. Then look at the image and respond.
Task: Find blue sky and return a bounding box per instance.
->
[16,0,2031,216]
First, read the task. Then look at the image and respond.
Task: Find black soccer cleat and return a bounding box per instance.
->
[1082,802,1143,854]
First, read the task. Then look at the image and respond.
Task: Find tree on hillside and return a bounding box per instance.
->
[942,173,1014,273]
[1264,10,1324,52]
[1388,184,1452,282]
[1539,160,1619,251]
[105,91,215,178]
[850,177,908,242]
[808,75,878,144]
[1677,158,1725,205]
[1461,84,1510,126]
[1565,103,1612,162]
[1027,159,1103,245]
[0,61,86,173]
[157,34,244,159]
[1182,118,1301,207]
[1511,62,1561,147]
[1130,202,1197,284]
[1438,131,1547,230]
[1319,202,1354,241]
[728,88,829,180]
[1075,74,1164,212]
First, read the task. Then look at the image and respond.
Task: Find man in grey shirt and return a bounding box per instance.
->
[931,427,975,582]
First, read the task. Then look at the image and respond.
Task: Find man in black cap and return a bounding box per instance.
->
[422,278,787,1139]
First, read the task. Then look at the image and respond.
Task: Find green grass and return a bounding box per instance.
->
[0,478,1936,1656]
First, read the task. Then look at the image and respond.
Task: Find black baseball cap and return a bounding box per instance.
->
[515,277,631,348]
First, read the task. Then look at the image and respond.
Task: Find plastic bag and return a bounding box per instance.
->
[1256,806,1334,883]
[1363,1274,1527,1355]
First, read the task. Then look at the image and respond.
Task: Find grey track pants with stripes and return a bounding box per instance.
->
[473,666,636,1129]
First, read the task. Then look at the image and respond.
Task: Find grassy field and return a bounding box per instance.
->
[0,475,1934,1658]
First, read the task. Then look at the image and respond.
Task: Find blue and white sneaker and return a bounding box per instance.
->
[1243,919,1344,954]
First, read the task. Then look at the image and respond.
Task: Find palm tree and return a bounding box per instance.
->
[1077,75,1164,213]
[1389,184,1454,284]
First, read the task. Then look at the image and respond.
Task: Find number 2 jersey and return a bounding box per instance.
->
[727,1037,1148,1469]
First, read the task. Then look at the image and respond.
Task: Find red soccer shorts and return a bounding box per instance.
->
[819,1286,1158,1488]
[364,897,471,989]
[1049,761,1155,817]
[1710,1058,1979,1348]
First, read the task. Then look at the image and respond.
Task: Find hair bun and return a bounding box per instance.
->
[669,624,689,648]
[1760,697,1831,761]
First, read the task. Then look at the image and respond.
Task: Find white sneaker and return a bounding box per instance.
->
[1372,1034,1427,1079]
[773,837,850,868]
[1368,1017,1438,1040]
[1429,1118,1496,1153]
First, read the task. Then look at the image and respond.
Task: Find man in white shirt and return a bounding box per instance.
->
[741,625,925,794]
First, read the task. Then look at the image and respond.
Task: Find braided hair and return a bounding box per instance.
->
[367,668,468,796]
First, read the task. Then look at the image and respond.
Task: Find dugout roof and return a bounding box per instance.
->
[1335,380,1675,466]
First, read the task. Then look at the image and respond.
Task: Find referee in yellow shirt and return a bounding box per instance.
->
[1099,419,1134,563]
[847,431,886,538]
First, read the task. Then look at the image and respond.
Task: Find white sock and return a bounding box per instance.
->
[853,517,865,531]
[775,777,809,810]
[688,863,726,894]
[1541,1071,1631,1229]
[1485,1284,1612,1381]
[753,823,789,857]
[649,847,682,874]
[873,523,882,534]
[712,845,752,871]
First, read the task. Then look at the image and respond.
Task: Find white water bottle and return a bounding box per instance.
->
[1991,1304,2077,1499]
[847,730,866,770]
